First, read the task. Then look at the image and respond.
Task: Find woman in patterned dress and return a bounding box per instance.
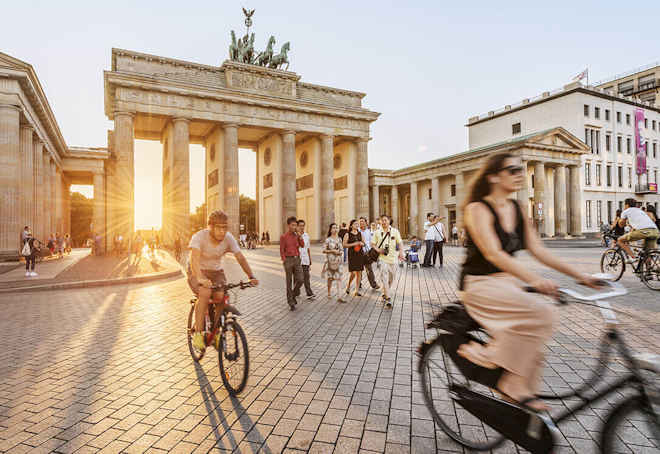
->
[322,223,345,302]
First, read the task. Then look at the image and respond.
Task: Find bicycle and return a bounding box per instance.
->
[600,228,618,248]
[417,278,659,453]
[600,242,660,290]
[186,281,252,395]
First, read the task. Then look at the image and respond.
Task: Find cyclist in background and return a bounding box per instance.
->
[617,198,659,264]
[189,210,258,353]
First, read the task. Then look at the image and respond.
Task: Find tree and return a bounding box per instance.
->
[239,195,256,232]
[190,203,206,233]
[70,191,93,247]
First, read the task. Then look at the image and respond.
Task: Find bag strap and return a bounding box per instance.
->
[433,224,443,240]
[378,231,391,249]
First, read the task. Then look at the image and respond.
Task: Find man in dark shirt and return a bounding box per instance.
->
[280,216,304,310]
[338,222,348,263]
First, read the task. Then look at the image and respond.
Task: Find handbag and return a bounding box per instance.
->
[366,231,390,264]
[21,241,31,257]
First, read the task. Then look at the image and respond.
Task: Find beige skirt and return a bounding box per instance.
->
[461,273,557,390]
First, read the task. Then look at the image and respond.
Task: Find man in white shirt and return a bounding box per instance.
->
[617,198,659,262]
[432,215,446,267]
[298,220,315,299]
[359,217,379,290]
[421,213,439,267]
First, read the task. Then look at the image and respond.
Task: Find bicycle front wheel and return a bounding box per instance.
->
[601,248,625,281]
[418,336,505,451]
[219,319,249,395]
[600,395,660,453]
[187,304,205,362]
[641,251,660,291]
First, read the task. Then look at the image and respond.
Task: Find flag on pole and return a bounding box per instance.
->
[572,68,588,82]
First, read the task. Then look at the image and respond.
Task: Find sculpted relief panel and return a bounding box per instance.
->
[115,87,370,134]
[226,68,295,97]
[114,54,224,88]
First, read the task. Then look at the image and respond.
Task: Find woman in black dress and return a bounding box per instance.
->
[343,219,364,297]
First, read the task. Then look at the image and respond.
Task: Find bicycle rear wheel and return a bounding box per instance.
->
[641,251,660,291]
[601,248,625,281]
[600,394,660,453]
[219,319,249,395]
[418,336,506,451]
[187,303,205,362]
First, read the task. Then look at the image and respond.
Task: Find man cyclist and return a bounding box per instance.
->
[616,198,659,263]
[189,210,258,352]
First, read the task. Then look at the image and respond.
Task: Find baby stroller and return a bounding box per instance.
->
[404,240,421,268]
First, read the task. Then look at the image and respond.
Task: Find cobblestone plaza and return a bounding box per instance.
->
[0,246,658,453]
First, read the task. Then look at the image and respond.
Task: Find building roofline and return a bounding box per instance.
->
[593,61,660,87]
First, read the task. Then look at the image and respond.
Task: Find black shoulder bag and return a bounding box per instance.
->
[365,231,390,265]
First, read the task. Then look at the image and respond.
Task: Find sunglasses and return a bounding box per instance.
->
[499,165,524,175]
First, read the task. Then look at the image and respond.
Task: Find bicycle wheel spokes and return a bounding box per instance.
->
[418,337,505,451]
[187,304,204,362]
[601,249,625,281]
[641,252,660,291]
[218,319,249,395]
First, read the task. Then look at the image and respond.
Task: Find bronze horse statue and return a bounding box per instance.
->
[254,36,276,66]
[268,42,290,70]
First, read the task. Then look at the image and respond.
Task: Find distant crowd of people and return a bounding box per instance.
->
[19,226,72,277]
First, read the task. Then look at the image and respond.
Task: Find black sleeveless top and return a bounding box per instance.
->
[459,199,525,290]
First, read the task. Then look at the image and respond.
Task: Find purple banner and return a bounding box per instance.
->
[634,108,647,175]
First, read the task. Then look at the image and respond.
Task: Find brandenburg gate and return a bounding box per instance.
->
[104,45,379,245]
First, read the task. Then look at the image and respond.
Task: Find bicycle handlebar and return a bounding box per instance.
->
[523,274,628,303]
[210,281,254,291]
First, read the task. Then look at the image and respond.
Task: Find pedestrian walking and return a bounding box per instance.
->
[358,217,379,290]
[22,233,40,277]
[371,214,404,308]
[432,215,446,267]
[297,219,315,299]
[338,222,348,263]
[322,223,345,302]
[343,219,365,298]
[422,213,439,267]
[280,216,304,310]
[451,224,458,246]
[265,231,270,245]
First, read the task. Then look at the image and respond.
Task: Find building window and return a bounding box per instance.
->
[595,107,600,119]
[617,112,621,123]
[531,174,534,189]
[605,109,610,121]
[605,133,611,152]
[653,120,657,131]
[428,188,432,200]
[585,162,591,185]
[628,167,632,188]
[626,113,631,125]
[645,118,648,129]
[653,142,657,158]
[584,105,589,116]
[585,128,600,153]
[595,130,600,154]
[450,184,456,196]
[512,122,521,135]
[597,201,603,226]
[607,201,613,224]
[586,200,592,228]
[618,166,623,187]
[618,201,623,212]
[606,165,612,186]
[617,136,622,153]
[595,164,601,185]
[627,137,631,154]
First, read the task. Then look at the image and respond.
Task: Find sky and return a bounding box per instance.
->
[3,1,660,228]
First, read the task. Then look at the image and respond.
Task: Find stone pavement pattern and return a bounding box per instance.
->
[0,245,658,453]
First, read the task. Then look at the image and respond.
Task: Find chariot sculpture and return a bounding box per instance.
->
[228,9,291,70]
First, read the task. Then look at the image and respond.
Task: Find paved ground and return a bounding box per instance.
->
[0,245,657,453]
[0,248,180,290]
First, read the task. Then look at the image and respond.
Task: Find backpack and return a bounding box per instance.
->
[21,241,31,257]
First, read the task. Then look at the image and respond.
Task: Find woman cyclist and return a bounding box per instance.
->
[457,153,600,410]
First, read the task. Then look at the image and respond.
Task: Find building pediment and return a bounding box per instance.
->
[526,127,590,152]
[0,52,30,72]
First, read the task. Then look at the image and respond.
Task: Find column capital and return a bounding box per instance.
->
[355,136,370,143]
[113,110,135,119]
[319,133,334,141]
[172,117,191,124]
[223,122,239,129]
[281,129,297,136]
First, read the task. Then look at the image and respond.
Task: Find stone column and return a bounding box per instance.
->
[55,167,63,233]
[93,172,106,252]
[432,177,441,217]
[455,172,465,228]
[33,139,43,240]
[63,179,71,237]
[171,118,190,242]
[20,125,34,231]
[533,162,546,236]
[0,105,21,256]
[319,134,335,232]
[517,160,529,216]
[281,130,296,233]
[410,181,418,237]
[223,123,239,235]
[391,185,399,225]
[42,149,51,238]
[371,185,380,221]
[50,160,56,235]
[569,165,582,236]
[112,111,135,241]
[355,138,369,219]
[554,165,568,236]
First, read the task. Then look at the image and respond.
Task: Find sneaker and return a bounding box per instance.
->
[30,272,38,277]
[192,332,206,352]
[337,297,347,303]
[307,293,315,300]
[385,300,393,309]
[25,271,30,277]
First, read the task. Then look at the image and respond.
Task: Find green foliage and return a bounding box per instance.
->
[70,191,93,246]
[190,203,206,233]
[239,194,256,232]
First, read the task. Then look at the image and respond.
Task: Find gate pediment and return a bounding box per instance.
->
[223,60,299,98]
